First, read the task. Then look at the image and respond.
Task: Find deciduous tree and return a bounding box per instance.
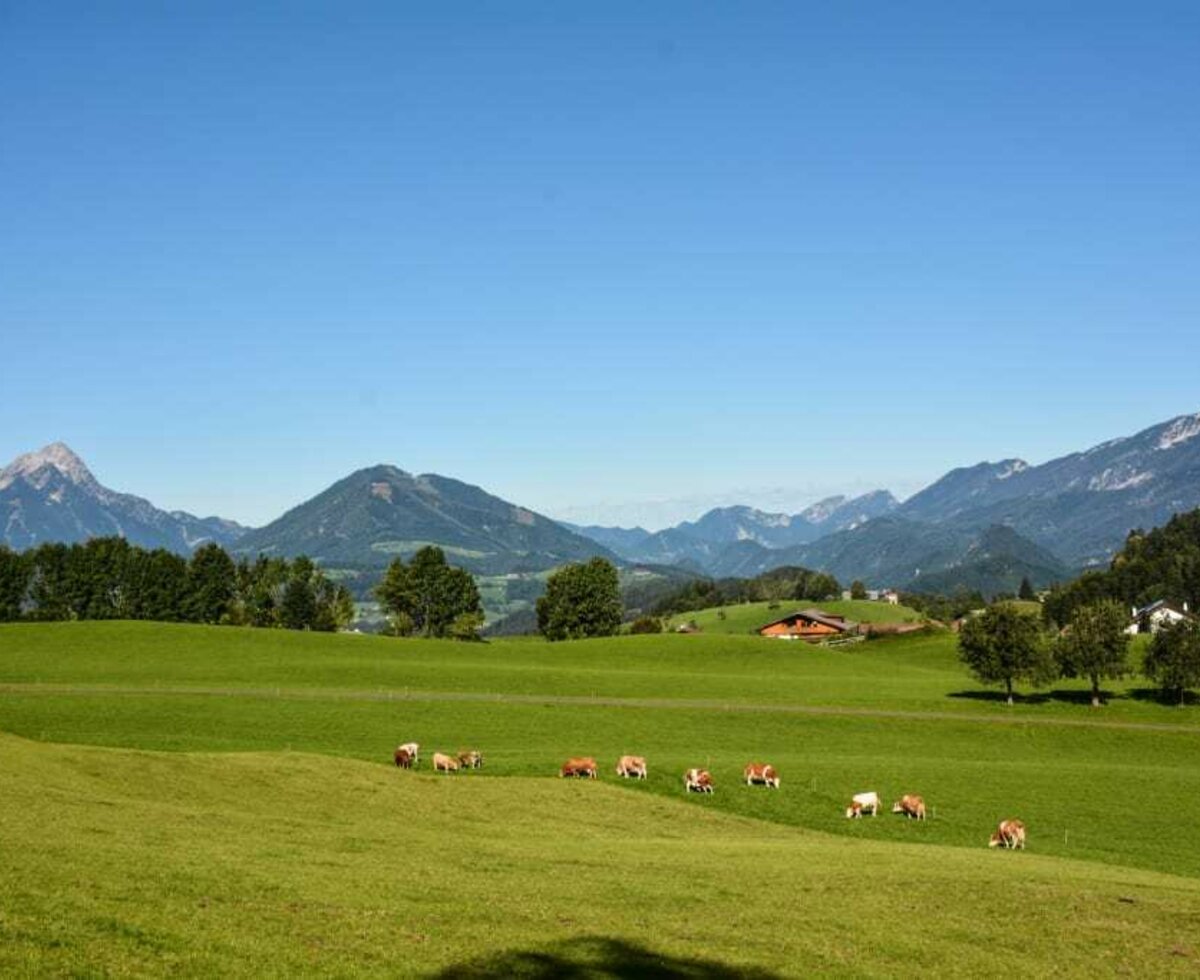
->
[536,558,622,641]
[958,602,1054,705]
[374,546,482,638]
[1143,619,1200,705]
[1054,599,1130,707]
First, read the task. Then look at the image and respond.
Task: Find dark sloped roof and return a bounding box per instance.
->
[758,609,858,633]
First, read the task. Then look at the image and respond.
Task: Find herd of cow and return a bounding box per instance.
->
[393,743,1027,850]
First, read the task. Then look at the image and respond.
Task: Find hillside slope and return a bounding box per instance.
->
[3,733,1199,976]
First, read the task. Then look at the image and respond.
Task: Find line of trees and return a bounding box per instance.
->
[958,599,1200,705]
[651,565,840,619]
[0,538,354,631]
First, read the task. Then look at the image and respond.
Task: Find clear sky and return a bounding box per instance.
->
[2,2,1198,529]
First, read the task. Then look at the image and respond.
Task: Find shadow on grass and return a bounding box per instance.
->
[949,687,1199,708]
[1127,687,1200,707]
[432,937,781,979]
[946,690,1052,706]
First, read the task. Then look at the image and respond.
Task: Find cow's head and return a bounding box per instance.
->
[988,833,1003,848]
[845,803,862,819]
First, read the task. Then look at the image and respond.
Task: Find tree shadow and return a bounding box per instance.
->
[431,937,781,979]
[1126,686,1200,707]
[946,690,1051,706]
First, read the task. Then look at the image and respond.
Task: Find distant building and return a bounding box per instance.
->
[1126,600,1193,635]
[757,608,859,641]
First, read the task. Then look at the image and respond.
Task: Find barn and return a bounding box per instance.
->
[757,609,859,641]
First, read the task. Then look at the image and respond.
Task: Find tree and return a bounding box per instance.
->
[850,580,867,600]
[448,610,485,642]
[0,546,30,621]
[186,543,236,624]
[1018,576,1036,601]
[1143,619,1200,705]
[628,615,662,634]
[958,602,1054,705]
[1054,599,1130,707]
[280,557,318,630]
[537,558,622,641]
[374,546,482,639]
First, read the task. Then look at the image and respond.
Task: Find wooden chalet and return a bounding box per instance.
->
[757,608,859,641]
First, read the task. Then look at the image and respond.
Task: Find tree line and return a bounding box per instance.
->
[959,599,1200,706]
[650,565,841,618]
[0,538,354,631]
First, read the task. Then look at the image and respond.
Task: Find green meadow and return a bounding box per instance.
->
[663,598,924,634]
[2,621,1199,975]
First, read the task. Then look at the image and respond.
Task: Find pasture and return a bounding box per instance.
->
[2,621,1199,975]
[663,598,923,634]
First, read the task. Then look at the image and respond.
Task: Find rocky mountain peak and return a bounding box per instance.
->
[0,442,98,492]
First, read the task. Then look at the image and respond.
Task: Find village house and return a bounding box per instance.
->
[1125,600,1193,635]
[757,608,860,641]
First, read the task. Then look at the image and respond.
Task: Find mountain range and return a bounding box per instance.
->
[4,410,1200,600]
[563,412,1200,592]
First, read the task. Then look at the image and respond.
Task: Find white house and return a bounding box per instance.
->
[1125,600,1192,635]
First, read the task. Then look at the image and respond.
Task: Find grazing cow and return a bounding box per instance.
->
[560,757,598,779]
[615,755,648,780]
[743,763,780,789]
[432,752,460,773]
[457,750,483,770]
[845,791,881,818]
[393,747,414,769]
[892,794,926,820]
[397,742,420,766]
[988,819,1026,850]
[684,768,714,793]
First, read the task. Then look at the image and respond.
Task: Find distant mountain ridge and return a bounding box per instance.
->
[563,412,1200,594]
[6,410,1200,600]
[566,490,899,569]
[0,443,246,554]
[235,464,614,576]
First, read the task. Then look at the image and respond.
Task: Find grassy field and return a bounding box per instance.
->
[663,598,923,634]
[4,733,1200,977]
[2,621,1199,975]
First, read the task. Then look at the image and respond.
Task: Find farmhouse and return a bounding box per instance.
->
[757,608,859,641]
[1126,599,1193,635]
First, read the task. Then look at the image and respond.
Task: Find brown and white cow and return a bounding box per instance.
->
[560,757,598,779]
[892,794,926,820]
[457,750,483,770]
[845,791,880,818]
[743,763,780,789]
[988,819,1026,850]
[432,752,460,773]
[396,742,420,765]
[684,768,714,793]
[393,747,414,769]
[615,755,648,780]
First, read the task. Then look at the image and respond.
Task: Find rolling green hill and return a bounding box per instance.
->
[2,621,1198,974]
[662,599,923,634]
[5,733,1199,976]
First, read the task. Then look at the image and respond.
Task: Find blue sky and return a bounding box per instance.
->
[2,2,1197,528]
